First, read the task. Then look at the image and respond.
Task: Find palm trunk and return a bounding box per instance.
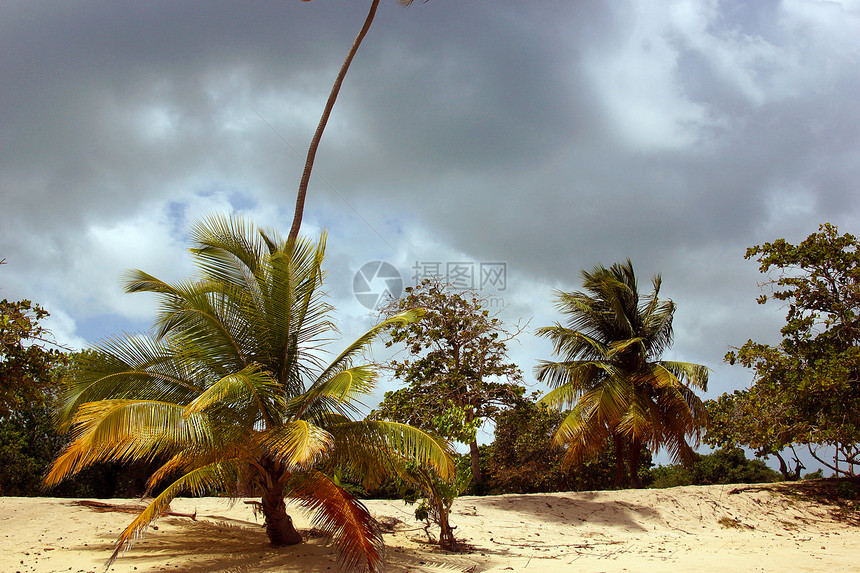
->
[288,0,380,242]
[259,459,302,546]
[627,438,643,489]
[261,482,303,546]
[612,433,627,488]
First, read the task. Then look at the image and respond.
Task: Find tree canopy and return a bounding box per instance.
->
[710,223,860,476]
[1,261,66,417]
[373,278,525,486]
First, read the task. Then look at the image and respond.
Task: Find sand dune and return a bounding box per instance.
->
[2,481,858,572]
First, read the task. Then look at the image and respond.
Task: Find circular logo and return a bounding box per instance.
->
[353,261,403,310]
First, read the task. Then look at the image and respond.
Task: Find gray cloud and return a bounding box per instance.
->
[3,0,860,414]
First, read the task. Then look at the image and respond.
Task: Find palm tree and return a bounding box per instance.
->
[44,214,452,572]
[290,0,417,242]
[535,260,708,488]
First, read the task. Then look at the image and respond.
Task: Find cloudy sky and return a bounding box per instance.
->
[3,1,860,446]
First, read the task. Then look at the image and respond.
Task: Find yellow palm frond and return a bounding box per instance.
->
[45,400,211,486]
[326,420,454,484]
[259,420,334,469]
[290,470,384,573]
[185,364,284,428]
[107,459,240,568]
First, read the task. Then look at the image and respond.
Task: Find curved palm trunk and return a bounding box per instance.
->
[262,485,303,546]
[259,460,302,546]
[288,0,380,242]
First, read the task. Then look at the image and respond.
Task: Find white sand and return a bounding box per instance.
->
[2,482,858,572]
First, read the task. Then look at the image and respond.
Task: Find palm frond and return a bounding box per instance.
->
[291,365,377,420]
[45,400,211,486]
[658,360,710,391]
[290,470,384,573]
[326,420,454,483]
[259,420,334,469]
[185,364,284,428]
[107,459,239,567]
[316,309,425,383]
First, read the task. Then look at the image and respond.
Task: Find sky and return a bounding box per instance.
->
[3,1,860,458]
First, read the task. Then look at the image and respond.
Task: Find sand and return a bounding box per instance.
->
[2,482,858,572]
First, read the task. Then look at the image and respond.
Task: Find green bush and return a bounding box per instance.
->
[647,448,780,488]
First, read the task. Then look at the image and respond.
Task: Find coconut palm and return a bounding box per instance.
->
[535,260,708,488]
[44,214,452,572]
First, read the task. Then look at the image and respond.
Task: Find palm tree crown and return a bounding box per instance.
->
[45,214,451,572]
[535,259,708,487]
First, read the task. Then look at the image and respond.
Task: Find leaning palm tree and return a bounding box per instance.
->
[44,214,452,572]
[535,260,708,488]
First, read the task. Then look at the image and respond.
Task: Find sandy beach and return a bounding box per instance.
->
[2,481,858,572]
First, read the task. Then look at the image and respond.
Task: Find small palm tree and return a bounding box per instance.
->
[535,260,708,488]
[44,214,451,572]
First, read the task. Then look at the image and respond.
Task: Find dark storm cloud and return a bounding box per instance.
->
[2,0,859,401]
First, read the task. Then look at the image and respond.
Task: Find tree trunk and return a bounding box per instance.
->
[612,434,627,488]
[261,482,303,546]
[774,452,791,481]
[288,0,380,242]
[627,439,643,489]
[469,439,483,485]
[434,497,459,551]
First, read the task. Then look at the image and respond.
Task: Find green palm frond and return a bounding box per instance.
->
[57,337,203,428]
[325,420,454,484]
[190,214,268,285]
[317,309,425,383]
[658,360,710,391]
[535,360,617,393]
[290,369,372,423]
[536,324,608,361]
[185,364,284,428]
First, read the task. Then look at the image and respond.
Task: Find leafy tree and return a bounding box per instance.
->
[0,262,67,495]
[1,262,67,417]
[536,260,709,488]
[713,223,860,477]
[395,456,472,550]
[484,397,571,493]
[374,278,526,486]
[44,215,452,572]
[485,397,643,493]
[705,390,806,480]
[647,448,781,488]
